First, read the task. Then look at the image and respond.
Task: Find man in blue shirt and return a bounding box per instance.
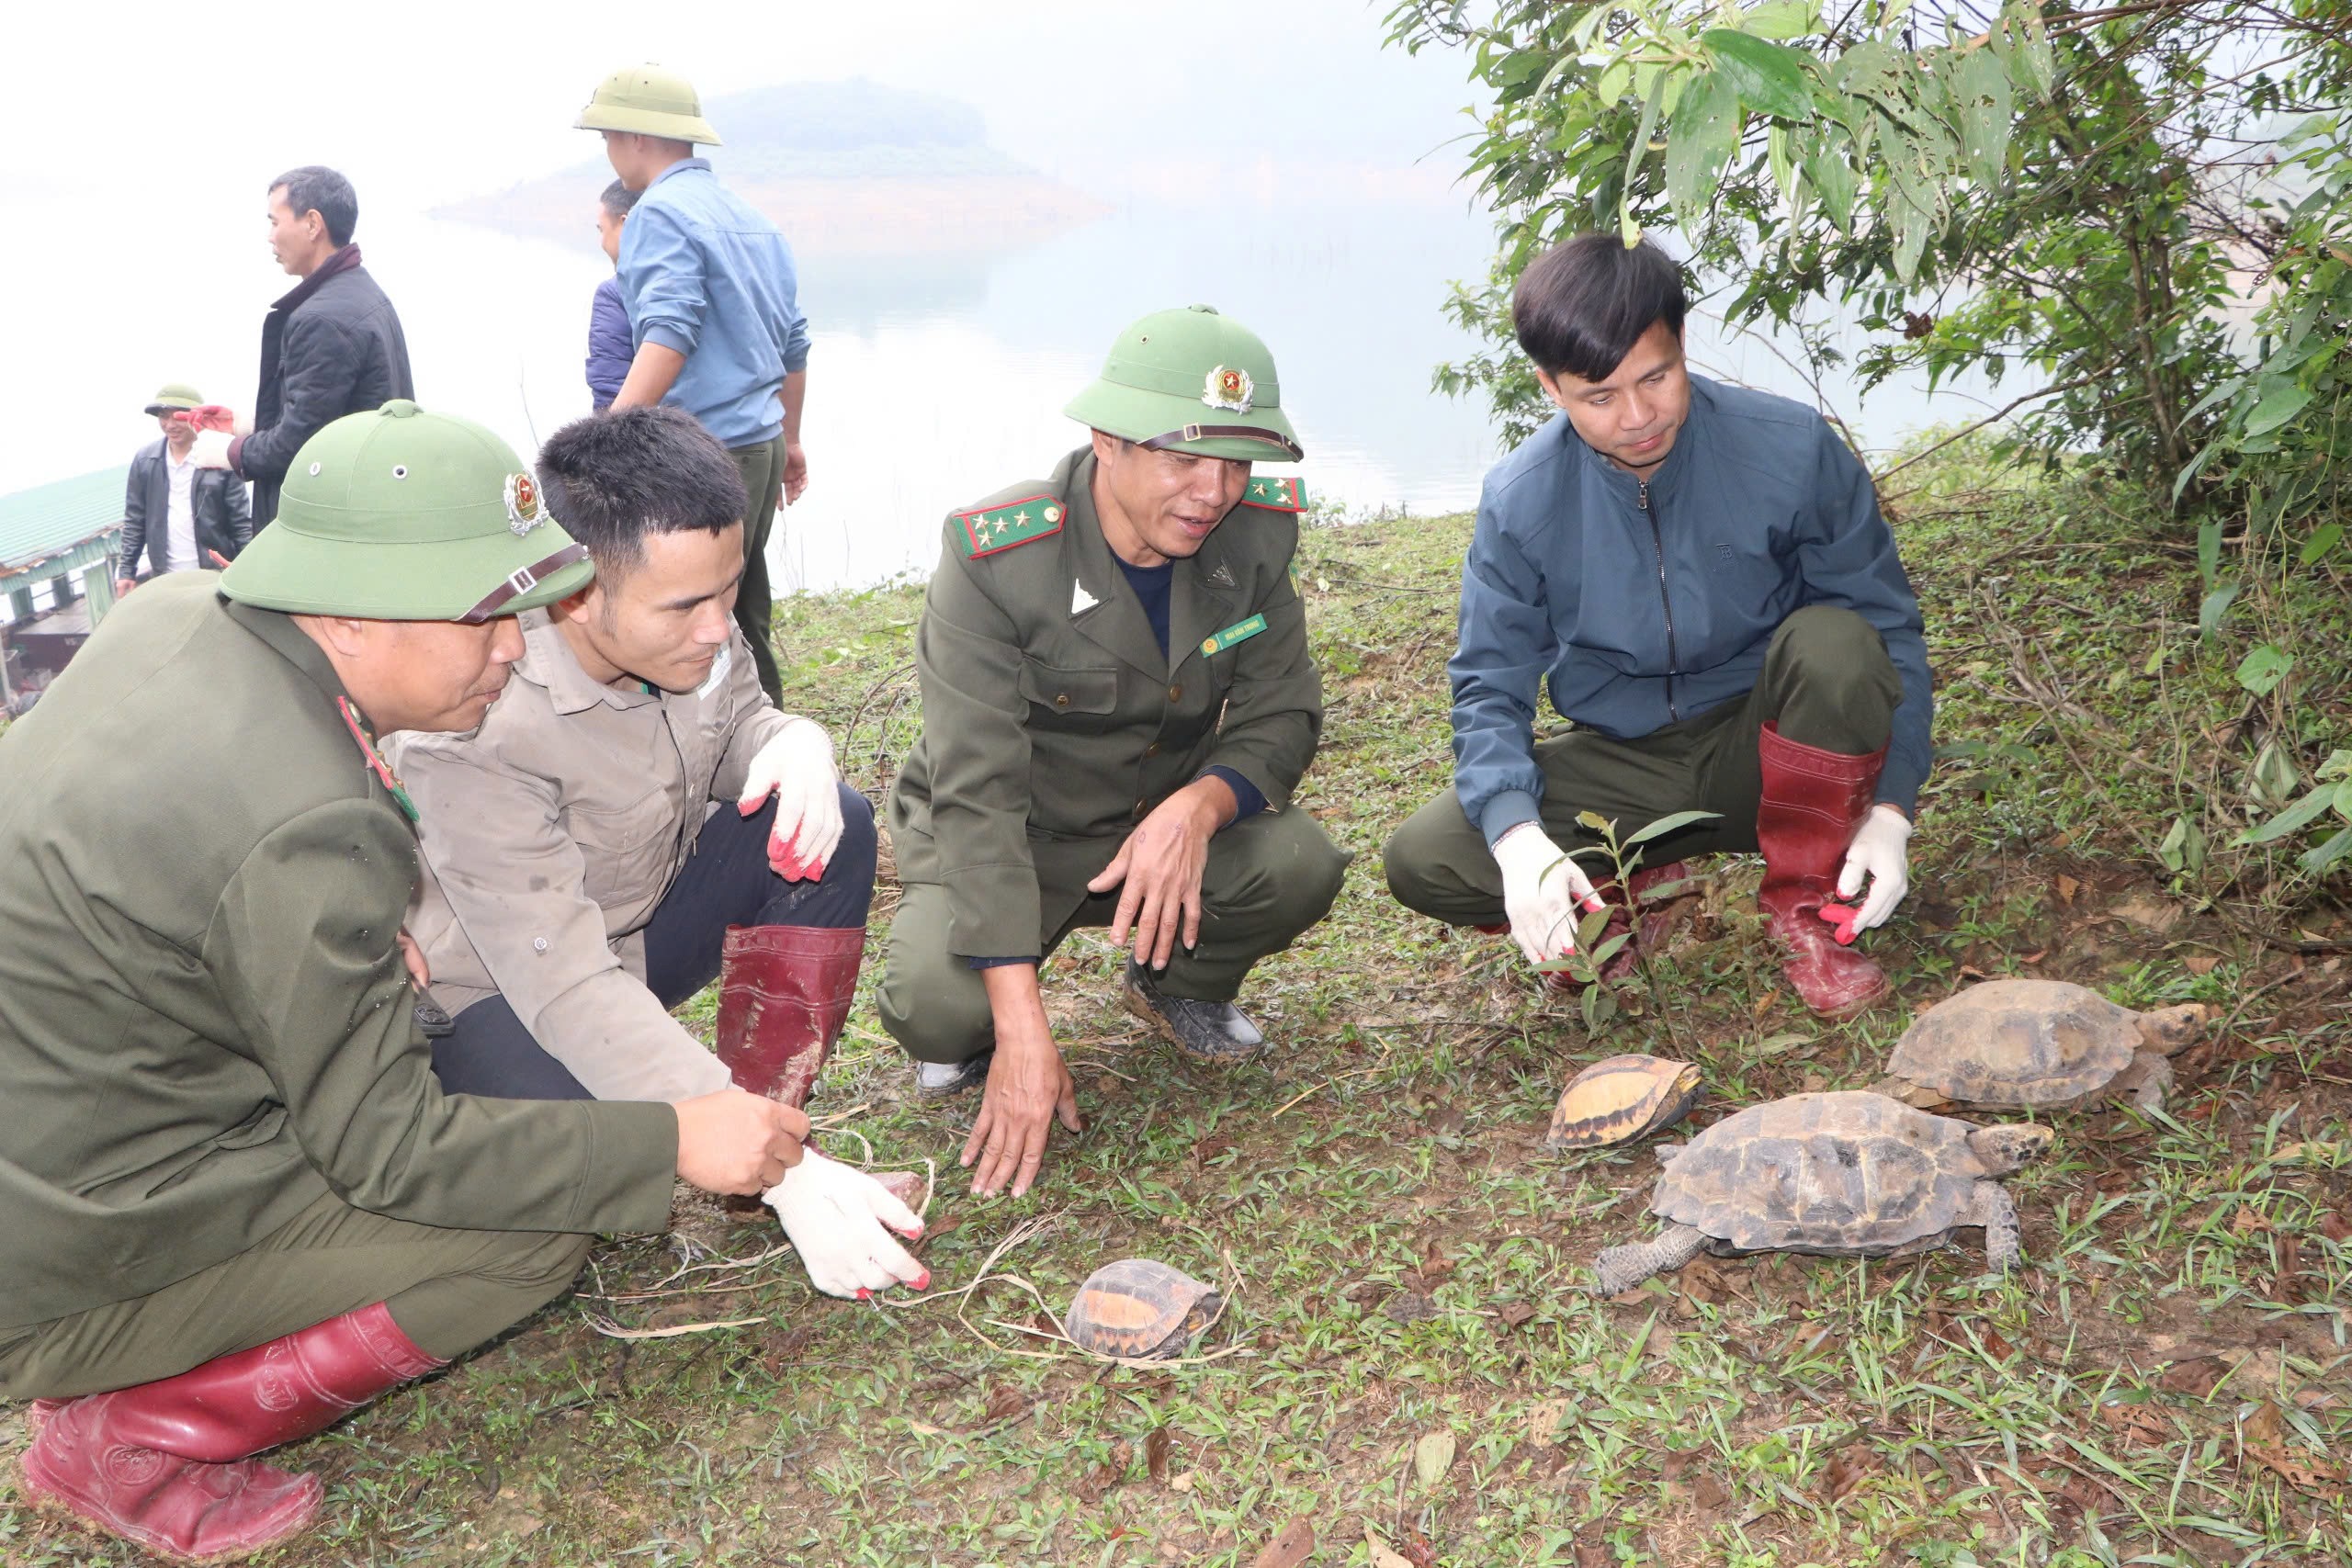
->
[584,181,638,411]
[576,64,810,704]
[1385,235,1932,1018]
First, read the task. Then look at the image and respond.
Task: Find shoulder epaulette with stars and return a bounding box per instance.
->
[1241,475,1306,513]
[953,493,1067,558]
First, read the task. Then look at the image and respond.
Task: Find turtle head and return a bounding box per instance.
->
[1965,1122,2054,1173]
[2135,1002,2207,1056]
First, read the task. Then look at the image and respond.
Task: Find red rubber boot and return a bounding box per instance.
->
[1756,721,1888,1017]
[18,1303,446,1563]
[714,924,865,1108]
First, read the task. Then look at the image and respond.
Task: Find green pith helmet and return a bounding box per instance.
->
[575,63,723,145]
[1064,305,1304,463]
[220,401,595,623]
[143,382,202,415]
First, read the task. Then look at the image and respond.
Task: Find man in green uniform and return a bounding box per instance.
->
[0,402,807,1563]
[881,305,1351,1200]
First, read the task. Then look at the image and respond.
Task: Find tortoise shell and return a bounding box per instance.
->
[1652,1091,1987,1256]
[1063,1258,1221,1359]
[1887,978,2149,1108]
[1547,1055,1702,1149]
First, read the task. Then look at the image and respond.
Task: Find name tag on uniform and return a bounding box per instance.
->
[1199,614,1267,658]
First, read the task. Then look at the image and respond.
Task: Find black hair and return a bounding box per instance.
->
[536,406,747,578]
[599,179,640,220]
[268,165,359,247]
[1511,233,1688,380]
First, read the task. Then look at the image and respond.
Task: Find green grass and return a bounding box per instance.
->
[5,457,2346,1566]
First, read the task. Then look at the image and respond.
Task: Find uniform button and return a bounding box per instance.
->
[1054,694,1070,708]
[1145,742,1160,758]
[1134,799,1148,818]
[1167,683,1183,702]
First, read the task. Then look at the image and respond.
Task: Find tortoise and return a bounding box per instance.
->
[1063,1258,1222,1359]
[1547,1055,1702,1149]
[1590,1090,2052,1296]
[1876,979,2206,1114]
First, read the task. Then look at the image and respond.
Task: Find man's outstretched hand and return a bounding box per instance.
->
[764,1150,929,1299]
[964,970,1081,1199]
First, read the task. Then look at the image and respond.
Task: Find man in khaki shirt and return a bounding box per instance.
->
[390,406,876,1110]
[389,409,926,1301]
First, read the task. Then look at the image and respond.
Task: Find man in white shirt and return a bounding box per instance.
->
[117,384,252,594]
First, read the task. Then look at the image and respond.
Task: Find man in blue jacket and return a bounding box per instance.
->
[585,182,639,411]
[577,64,811,706]
[1385,235,1931,1017]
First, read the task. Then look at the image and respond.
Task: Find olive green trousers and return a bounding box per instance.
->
[729,434,787,705]
[878,807,1351,1065]
[1385,605,1900,925]
[0,1190,591,1400]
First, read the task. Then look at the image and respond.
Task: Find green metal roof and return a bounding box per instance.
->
[0,468,128,573]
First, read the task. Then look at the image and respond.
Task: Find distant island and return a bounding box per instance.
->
[435,80,1110,257]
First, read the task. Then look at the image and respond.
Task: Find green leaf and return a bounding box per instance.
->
[2297,823,2352,874]
[2236,783,2341,846]
[2198,583,2239,637]
[2299,522,2343,565]
[1949,46,2014,185]
[1576,809,1612,834]
[1581,984,1618,1034]
[2196,519,2222,587]
[2172,440,2222,505]
[1623,809,1722,847]
[2338,776,2352,819]
[1744,0,1817,40]
[1804,133,1859,233]
[2245,383,2313,437]
[1664,68,1743,223]
[1621,65,1675,246]
[2235,644,2292,696]
[1413,1429,1456,1489]
[2156,815,2205,874]
[1592,60,1632,107]
[1703,30,1813,120]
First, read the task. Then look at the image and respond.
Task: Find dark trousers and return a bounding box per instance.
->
[430,784,877,1101]
[1385,606,1900,925]
[877,807,1351,1065]
[729,435,786,705]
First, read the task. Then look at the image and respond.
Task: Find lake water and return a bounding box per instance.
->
[31,183,2010,596]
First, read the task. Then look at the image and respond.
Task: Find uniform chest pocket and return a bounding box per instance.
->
[1017,660,1120,717]
[563,789,673,857]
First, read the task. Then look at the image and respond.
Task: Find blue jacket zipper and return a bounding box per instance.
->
[1637,479,1681,722]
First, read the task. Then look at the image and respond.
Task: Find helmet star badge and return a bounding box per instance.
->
[1202,366,1254,413]
[505,473,547,537]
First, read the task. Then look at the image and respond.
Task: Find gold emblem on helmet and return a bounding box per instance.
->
[505,473,546,537]
[1202,366,1254,413]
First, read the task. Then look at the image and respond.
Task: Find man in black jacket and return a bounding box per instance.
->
[115,384,253,595]
[190,167,413,529]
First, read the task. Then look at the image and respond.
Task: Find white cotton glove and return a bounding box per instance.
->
[736,716,842,881]
[1490,822,1606,966]
[763,1149,930,1300]
[188,429,236,470]
[1828,804,1915,941]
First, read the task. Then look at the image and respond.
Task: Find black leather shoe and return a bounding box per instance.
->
[1122,961,1267,1063]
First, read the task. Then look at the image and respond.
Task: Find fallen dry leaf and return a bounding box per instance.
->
[1250,1517,1315,1568]
[2182,953,2222,976]
[2055,874,2080,905]
[1498,1301,1537,1330]
[2157,1357,2227,1397]
[2098,1399,2166,1448]
[1526,1398,1572,1445]
[1170,1470,1197,1493]
[2320,1209,2351,1244]
[983,1385,1032,1425]
[1690,1471,1733,1518]
[1145,1426,1170,1483]
[1816,1442,1878,1503]
[1192,1134,1236,1167]
[1073,1440,1133,1504]
[2245,1400,2347,1494]
[2232,1205,2274,1235]
[1363,1527,1414,1568]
